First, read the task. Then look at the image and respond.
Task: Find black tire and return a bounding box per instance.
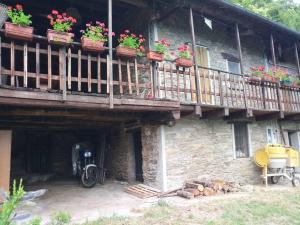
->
[81,166,98,188]
[292,177,300,187]
[271,176,280,184]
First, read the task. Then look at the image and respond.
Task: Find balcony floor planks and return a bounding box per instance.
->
[0,87,180,112]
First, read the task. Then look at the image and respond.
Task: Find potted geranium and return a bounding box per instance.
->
[147,38,171,62]
[249,66,264,82]
[5,4,33,41]
[116,30,146,58]
[176,44,193,68]
[80,21,114,52]
[47,10,76,45]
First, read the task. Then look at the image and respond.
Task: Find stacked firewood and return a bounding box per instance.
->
[160,179,241,199]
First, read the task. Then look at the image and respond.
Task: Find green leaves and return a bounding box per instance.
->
[0,180,25,225]
[229,0,300,31]
[7,9,32,26]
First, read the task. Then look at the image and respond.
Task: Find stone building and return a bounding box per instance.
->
[1,0,300,195]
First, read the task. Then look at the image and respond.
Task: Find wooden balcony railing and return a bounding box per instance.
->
[156,61,300,113]
[0,32,153,102]
[1,31,300,115]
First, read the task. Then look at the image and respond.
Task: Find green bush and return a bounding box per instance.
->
[0,180,25,225]
[50,211,71,225]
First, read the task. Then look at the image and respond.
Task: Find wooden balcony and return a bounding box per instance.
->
[0,31,300,120]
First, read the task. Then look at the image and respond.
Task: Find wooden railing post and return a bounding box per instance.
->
[189,7,201,105]
[59,47,67,101]
[108,0,114,108]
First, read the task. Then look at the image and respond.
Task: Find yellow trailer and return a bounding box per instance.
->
[254,144,300,187]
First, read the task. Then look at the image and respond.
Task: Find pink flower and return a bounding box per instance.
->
[47,14,53,20]
[111,32,115,36]
[86,23,91,27]
[15,4,23,10]
[124,29,130,33]
[52,10,59,15]
[7,6,12,10]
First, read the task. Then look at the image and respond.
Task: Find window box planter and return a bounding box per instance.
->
[4,22,33,41]
[81,37,105,52]
[175,57,193,68]
[262,75,279,83]
[248,76,261,82]
[47,29,74,45]
[116,46,137,58]
[147,51,164,62]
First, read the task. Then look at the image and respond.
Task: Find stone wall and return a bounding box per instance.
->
[107,128,136,182]
[162,117,277,190]
[141,124,164,190]
[155,11,297,75]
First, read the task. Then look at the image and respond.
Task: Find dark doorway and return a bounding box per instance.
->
[133,130,143,182]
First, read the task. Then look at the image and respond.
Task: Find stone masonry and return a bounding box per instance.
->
[162,117,298,190]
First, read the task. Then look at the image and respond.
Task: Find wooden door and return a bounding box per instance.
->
[0,130,12,197]
[195,47,211,104]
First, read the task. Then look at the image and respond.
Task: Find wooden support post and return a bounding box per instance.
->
[10,41,15,86]
[189,7,201,105]
[0,37,2,85]
[108,0,114,108]
[235,23,248,109]
[270,34,277,67]
[235,24,244,74]
[23,43,28,88]
[47,45,52,89]
[59,47,67,101]
[36,43,40,88]
[295,42,300,78]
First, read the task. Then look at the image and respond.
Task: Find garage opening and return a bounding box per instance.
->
[10,127,144,188]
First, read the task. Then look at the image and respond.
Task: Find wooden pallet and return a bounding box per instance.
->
[124,184,160,198]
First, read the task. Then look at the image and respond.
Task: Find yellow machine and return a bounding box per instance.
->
[254,144,300,187]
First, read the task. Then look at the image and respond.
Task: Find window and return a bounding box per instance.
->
[234,123,249,158]
[227,60,241,74]
[267,127,277,144]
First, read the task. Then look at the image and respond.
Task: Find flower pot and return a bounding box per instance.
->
[147,51,164,62]
[47,29,74,45]
[116,46,137,58]
[176,57,193,68]
[4,22,33,41]
[81,37,105,52]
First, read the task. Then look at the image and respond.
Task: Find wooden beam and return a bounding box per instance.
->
[255,111,282,121]
[202,108,229,119]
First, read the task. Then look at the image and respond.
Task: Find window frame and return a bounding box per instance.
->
[226,59,241,75]
[233,123,250,159]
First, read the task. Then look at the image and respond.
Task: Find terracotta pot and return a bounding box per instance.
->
[4,22,33,41]
[116,46,137,58]
[147,51,164,62]
[47,29,74,45]
[175,57,193,68]
[81,37,105,52]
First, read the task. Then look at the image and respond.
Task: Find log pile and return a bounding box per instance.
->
[160,179,241,199]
